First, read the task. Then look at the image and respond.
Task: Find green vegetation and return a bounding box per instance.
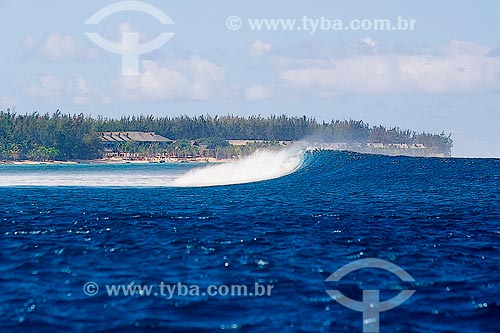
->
[0,110,453,161]
[0,110,101,160]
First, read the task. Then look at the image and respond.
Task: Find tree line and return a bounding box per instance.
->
[0,110,453,160]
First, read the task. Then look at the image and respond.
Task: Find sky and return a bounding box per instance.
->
[1,0,500,157]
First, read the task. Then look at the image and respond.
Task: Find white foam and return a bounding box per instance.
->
[171,148,305,187]
[0,172,180,187]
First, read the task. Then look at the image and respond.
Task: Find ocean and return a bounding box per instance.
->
[1,150,499,332]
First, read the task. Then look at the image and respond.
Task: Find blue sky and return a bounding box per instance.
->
[1,0,500,157]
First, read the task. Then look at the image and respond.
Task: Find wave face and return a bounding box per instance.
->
[171,148,305,187]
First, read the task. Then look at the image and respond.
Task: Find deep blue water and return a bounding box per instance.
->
[1,150,500,332]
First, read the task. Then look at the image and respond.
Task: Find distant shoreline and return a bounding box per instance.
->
[0,156,233,165]
[0,150,447,166]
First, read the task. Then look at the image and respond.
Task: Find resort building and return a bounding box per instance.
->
[99,132,173,158]
[100,132,173,147]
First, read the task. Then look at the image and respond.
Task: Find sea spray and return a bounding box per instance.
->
[171,148,305,187]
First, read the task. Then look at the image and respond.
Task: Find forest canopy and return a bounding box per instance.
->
[0,110,453,160]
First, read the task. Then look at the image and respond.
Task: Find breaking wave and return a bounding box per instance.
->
[171,148,305,187]
[0,148,307,187]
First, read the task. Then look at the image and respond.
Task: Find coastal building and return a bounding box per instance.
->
[100,132,173,147]
[99,132,173,158]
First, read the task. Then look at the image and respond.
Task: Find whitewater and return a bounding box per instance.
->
[171,148,304,187]
[0,148,306,187]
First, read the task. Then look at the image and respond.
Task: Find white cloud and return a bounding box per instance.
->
[68,78,92,105]
[114,56,226,101]
[25,75,64,98]
[68,78,111,106]
[22,32,98,61]
[22,33,37,51]
[440,39,488,57]
[269,55,334,69]
[249,40,272,56]
[24,75,109,106]
[83,47,100,61]
[361,37,377,48]
[278,40,500,96]
[244,84,273,101]
[41,33,78,61]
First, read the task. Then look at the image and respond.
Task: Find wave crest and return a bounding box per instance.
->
[171,148,305,187]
